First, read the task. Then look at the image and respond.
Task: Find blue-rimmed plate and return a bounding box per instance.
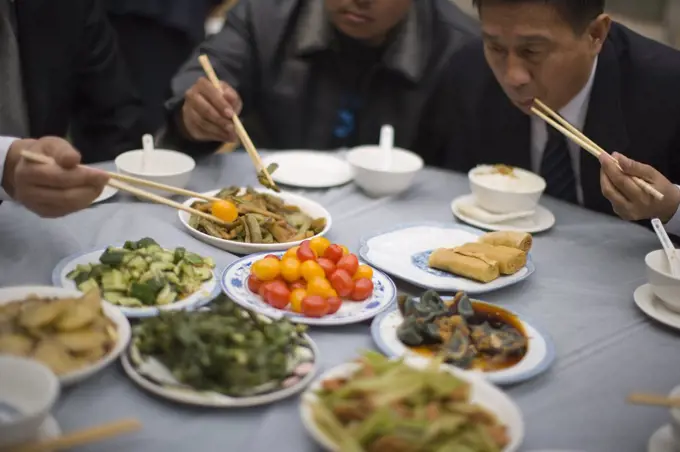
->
[370,301,555,386]
[359,222,535,293]
[220,251,397,326]
[52,247,220,318]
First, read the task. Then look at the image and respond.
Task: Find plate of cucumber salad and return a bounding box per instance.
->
[53,237,220,318]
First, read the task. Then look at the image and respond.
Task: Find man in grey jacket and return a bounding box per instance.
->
[162,0,478,164]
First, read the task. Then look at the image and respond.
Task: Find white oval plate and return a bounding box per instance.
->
[300,357,525,452]
[178,188,332,255]
[371,302,556,385]
[52,246,220,319]
[262,151,353,188]
[92,186,118,205]
[0,286,131,387]
[359,222,535,294]
[121,332,319,408]
[634,284,680,331]
[221,251,397,326]
[452,194,555,234]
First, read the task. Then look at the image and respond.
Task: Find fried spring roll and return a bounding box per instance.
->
[455,242,526,275]
[428,248,500,283]
[478,231,532,253]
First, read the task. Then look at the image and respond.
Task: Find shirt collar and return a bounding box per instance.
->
[292,0,430,83]
[558,56,599,129]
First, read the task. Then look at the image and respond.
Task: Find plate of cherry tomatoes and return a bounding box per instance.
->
[220,238,397,325]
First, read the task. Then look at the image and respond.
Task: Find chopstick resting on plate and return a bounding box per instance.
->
[197,54,277,190]
[627,392,680,408]
[531,99,664,201]
[20,150,229,225]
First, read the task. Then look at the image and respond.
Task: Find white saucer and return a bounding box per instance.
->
[649,425,676,452]
[40,415,61,439]
[261,151,353,188]
[634,284,680,330]
[451,194,555,233]
[92,185,118,204]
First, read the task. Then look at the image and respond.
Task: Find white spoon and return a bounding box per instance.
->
[379,124,394,171]
[141,134,154,173]
[651,218,680,277]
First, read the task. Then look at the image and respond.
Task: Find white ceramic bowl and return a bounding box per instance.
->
[646,249,680,312]
[0,286,131,386]
[178,188,332,254]
[346,145,423,197]
[469,165,546,214]
[300,356,524,452]
[115,149,195,195]
[669,385,680,446]
[0,356,59,447]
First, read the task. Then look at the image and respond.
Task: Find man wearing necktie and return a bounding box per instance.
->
[437,0,680,237]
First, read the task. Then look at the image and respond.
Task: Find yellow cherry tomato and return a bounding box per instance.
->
[289,288,307,313]
[300,260,325,282]
[309,237,331,258]
[325,287,338,298]
[339,245,350,256]
[307,277,333,297]
[283,246,300,260]
[353,264,373,280]
[211,200,239,223]
[251,258,281,281]
[280,258,301,283]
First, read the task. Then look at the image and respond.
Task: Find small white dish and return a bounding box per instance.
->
[179,188,332,255]
[52,245,220,319]
[646,249,680,313]
[220,251,397,326]
[452,194,556,234]
[115,149,195,196]
[0,356,60,448]
[92,186,118,204]
[261,151,353,188]
[0,286,131,386]
[634,284,680,331]
[39,415,61,440]
[371,303,555,385]
[469,165,546,214]
[359,222,535,293]
[649,425,675,452]
[346,145,423,197]
[299,357,525,452]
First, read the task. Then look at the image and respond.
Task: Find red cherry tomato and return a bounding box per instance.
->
[302,295,329,318]
[247,274,263,293]
[337,254,359,277]
[323,244,344,263]
[267,282,291,309]
[351,278,374,301]
[289,280,307,291]
[258,283,270,300]
[264,254,280,261]
[326,296,342,315]
[297,244,316,262]
[317,258,336,278]
[330,269,354,297]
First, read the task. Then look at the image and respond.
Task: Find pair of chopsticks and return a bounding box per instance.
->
[2,418,140,452]
[197,54,276,188]
[627,392,680,408]
[531,99,664,201]
[20,151,229,225]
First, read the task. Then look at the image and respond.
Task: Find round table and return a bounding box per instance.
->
[0,152,676,452]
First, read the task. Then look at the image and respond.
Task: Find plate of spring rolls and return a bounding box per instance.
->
[359,222,535,293]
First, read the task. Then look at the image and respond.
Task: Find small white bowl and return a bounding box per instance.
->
[115,149,196,195]
[0,356,60,448]
[469,165,546,214]
[646,249,680,312]
[346,145,423,197]
[669,385,680,446]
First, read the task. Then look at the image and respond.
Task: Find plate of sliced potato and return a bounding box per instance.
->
[0,286,130,386]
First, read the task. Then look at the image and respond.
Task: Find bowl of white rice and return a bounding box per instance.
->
[468,164,546,214]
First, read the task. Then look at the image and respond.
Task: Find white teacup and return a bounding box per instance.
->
[645,249,680,312]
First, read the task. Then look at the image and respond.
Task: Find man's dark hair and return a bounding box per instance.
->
[472,0,605,32]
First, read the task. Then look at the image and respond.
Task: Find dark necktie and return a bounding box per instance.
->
[0,0,29,137]
[540,125,578,204]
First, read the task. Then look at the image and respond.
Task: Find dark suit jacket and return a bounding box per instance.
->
[16,0,142,163]
[437,22,680,219]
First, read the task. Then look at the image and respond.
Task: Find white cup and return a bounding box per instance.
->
[645,249,680,312]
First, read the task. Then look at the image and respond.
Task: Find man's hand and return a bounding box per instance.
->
[2,137,109,218]
[599,152,680,223]
[181,76,243,142]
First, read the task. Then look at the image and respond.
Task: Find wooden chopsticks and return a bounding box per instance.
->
[531,99,664,201]
[627,393,680,408]
[20,150,228,225]
[197,54,277,189]
[4,418,141,452]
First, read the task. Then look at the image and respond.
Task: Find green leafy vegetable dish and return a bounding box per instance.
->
[127,295,316,399]
[66,237,215,308]
[308,352,510,452]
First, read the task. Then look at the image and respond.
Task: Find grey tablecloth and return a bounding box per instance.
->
[0,152,677,452]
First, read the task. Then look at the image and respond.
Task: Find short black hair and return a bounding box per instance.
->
[472,0,605,32]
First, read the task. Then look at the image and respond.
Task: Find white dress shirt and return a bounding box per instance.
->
[0,136,17,201]
[529,58,680,235]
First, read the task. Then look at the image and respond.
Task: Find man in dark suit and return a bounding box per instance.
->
[439,0,680,234]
